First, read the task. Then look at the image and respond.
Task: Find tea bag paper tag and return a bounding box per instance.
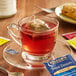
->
[44,54,76,76]
[6,49,18,55]
[0,37,10,46]
[67,37,76,49]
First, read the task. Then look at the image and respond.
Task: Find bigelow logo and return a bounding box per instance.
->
[48,56,67,66]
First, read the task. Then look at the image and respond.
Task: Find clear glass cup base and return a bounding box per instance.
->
[22,52,52,67]
[3,36,73,69]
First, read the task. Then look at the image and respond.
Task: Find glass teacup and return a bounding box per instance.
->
[7,16,59,67]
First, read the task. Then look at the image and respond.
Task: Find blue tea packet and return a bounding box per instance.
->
[44,54,76,76]
[6,49,18,55]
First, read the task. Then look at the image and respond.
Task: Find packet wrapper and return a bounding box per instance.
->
[6,49,18,55]
[0,37,10,46]
[62,32,76,40]
[67,37,76,49]
[44,54,76,76]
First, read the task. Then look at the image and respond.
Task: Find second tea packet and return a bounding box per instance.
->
[44,54,76,76]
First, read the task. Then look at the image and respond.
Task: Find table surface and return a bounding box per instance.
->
[0,0,76,76]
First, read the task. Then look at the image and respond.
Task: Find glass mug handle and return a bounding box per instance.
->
[7,24,22,46]
[0,67,24,76]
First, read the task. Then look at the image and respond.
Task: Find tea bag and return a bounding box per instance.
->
[67,37,76,49]
[62,32,76,40]
[29,18,50,31]
[6,49,18,55]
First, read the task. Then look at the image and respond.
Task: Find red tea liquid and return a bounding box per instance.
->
[20,21,56,55]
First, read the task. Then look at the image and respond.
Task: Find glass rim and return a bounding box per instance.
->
[18,16,59,33]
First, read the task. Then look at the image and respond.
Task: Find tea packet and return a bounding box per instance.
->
[44,54,76,76]
[67,37,76,49]
[62,32,76,40]
[6,49,18,55]
[0,37,10,46]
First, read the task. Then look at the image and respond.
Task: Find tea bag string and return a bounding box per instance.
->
[34,15,36,24]
[33,4,38,24]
